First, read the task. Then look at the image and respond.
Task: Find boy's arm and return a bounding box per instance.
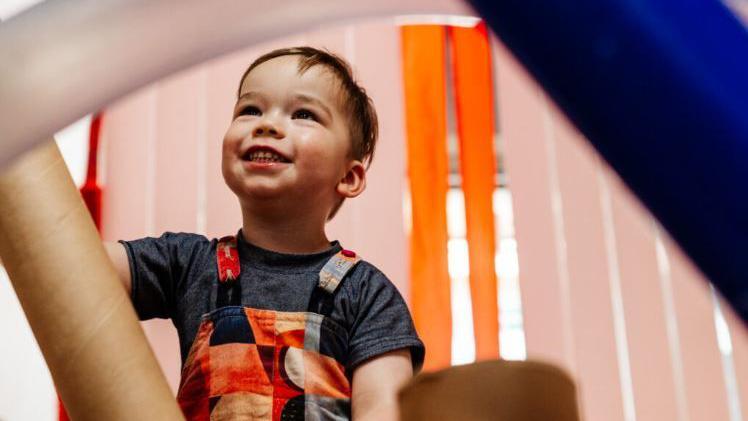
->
[104,241,132,294]
[351,349,412,421]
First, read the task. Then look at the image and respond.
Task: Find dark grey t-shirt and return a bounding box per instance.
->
[121,231,425,375]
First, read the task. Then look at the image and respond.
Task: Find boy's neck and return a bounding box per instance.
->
[239,205,331,255]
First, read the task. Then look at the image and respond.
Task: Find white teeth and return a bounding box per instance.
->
[247,150,285,162]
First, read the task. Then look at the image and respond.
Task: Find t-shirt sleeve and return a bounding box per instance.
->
[345,263,426,374]
[119,232,209,320]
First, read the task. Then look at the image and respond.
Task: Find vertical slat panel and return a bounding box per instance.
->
[101,90,153,241]
[605,175,680,421]
[663,235,731,421]
[724,301,748,418]
[550,106,626,421]
[492,41,572,370]
[401,25,452,370]
[153,71,201,233]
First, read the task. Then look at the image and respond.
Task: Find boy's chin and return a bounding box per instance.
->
[224,170,285,198]
[233,181,289,201]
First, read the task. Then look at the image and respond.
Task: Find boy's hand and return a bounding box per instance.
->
[351,348,412,421]
[104,242,132,294]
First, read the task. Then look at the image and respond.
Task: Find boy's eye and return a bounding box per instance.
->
[240,105,261,117]
[292,109,317,121]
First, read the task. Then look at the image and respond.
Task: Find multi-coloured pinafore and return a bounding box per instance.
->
[177,236,361,420]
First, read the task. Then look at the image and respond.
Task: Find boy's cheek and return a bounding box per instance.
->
[221,139,235,157]
[223,128,240,146]
[223,123,250,147]
[221,135,244,161]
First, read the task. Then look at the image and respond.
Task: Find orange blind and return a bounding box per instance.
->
[449,23,500,360]
[401,25,452,370]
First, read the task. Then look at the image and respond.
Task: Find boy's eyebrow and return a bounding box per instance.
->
[236,91,262,105]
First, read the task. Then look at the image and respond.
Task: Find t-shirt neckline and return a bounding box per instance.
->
[235,229,342,273]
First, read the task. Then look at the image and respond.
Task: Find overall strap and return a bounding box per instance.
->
[215,236,241,308]
[216,235,240,283]
[308,249,362,317]
[318,249,361,294]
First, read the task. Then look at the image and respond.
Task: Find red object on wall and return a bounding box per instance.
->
[401,25,452,370]
[58,396,69,421]
[80,113,103,230]
[449,22,500,360]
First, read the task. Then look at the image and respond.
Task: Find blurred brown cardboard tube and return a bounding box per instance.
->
[399,360,580,420]
[0,140,183,421]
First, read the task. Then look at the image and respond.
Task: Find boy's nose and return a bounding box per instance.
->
[253,122,284,139]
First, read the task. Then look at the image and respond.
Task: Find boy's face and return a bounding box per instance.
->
[222,56,360,214]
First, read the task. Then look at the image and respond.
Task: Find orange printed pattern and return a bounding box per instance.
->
[177,308,350,420]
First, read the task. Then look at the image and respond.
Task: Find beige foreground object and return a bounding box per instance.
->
[399,360,580,421]
[0,141,183,421]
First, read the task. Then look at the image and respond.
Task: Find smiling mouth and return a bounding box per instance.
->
[242,149,291,163]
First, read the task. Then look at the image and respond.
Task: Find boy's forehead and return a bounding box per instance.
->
[239,56,342,101]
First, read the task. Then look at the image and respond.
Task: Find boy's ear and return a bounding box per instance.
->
[336,160,366,199]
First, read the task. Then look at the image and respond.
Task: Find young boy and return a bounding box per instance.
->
[105,47,424,420]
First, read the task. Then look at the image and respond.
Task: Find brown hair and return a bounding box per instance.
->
[238,46,378,169]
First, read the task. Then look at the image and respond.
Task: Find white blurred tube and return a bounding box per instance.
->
[0,0,471,169]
